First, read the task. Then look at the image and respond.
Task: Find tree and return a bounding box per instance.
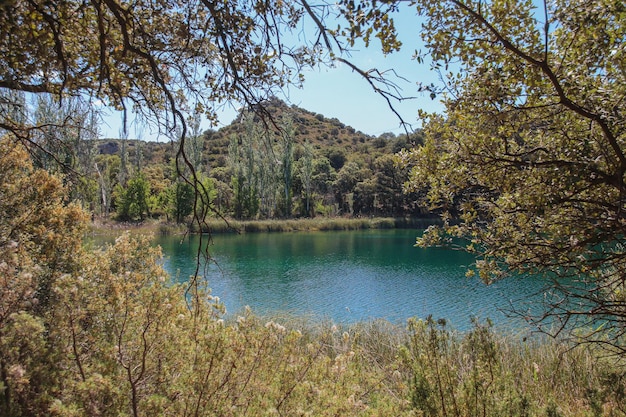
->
[11,93,102,209]
[116,173,150,221]
[170,181,195,224]
[1,0,326,127]
[299,140,314,217]
[345,0,626,354]
[279,115,295,217]
[185,110,205,174]
[94,154,121,217]
[374,154,405,216]
[0,137,87,415]
[228,127,259,220]
[326,147,347,171]
[253,123,279,218]
[353,177,377,216]
[196,174,217,221]
[334,161,364,215]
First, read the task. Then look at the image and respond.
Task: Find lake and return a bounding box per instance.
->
[154,229,545,331]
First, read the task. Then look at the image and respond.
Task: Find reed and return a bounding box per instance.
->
[195,216,442,234]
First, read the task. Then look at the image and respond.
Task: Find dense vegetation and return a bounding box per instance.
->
[27,98,428,224]
[381,0,626,354]
[2,0,626,415]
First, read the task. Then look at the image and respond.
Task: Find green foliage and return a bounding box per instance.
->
[4,93,420,224]
[225,112,300,219]
[196,174,218,220]
[230,175,259,220]
[298,139,315,217]
[228,120,261,219]
[169,181,194,224]
[185,99,420,221]
[311,157,336,196]
[115,173,150,221]
[279,116,295,218]
[326,147,347,170]
[353,177,377,215]
[348,0,626,352]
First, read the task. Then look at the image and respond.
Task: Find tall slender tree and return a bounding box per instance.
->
[279,115,295,217]
[299,140,314,217]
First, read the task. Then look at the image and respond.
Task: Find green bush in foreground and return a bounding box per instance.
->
[2,233,403,416]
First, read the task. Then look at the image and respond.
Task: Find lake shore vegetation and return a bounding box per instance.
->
[192,217,441,234]
[87,217,442,237]
[28,99,431,230]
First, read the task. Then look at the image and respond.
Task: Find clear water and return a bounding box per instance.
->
[155,229,545,331]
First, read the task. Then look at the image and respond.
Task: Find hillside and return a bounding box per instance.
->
[85,98,426,221]
[96,98,420,170]
[201,98,417,169]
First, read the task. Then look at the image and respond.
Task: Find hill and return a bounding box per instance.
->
[96,98,419,170]
[85,98,425,221]
[200,98,416,170]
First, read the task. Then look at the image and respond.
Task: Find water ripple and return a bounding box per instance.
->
[156,230,544,331]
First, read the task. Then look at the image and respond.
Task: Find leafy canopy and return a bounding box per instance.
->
[348,0,626,352]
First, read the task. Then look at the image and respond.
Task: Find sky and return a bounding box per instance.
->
[276,6,446,136]
[100,7,446,141]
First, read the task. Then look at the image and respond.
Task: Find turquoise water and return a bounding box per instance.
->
[155,229,545,331]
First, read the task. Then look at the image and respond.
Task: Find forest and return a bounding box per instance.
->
[33,97,428,224]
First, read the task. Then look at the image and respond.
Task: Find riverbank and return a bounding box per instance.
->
[88,216,443,236]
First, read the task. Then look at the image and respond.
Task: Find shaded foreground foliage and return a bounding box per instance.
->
[1,138,626,416]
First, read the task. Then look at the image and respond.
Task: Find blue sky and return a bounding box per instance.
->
[100,7,445,141]
[281,6,446,136]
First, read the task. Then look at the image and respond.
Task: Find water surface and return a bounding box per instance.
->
[156,229,544,331]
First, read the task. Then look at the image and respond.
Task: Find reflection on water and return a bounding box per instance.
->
[154,230,545,331]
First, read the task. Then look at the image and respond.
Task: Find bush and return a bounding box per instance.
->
[399,317,626,417]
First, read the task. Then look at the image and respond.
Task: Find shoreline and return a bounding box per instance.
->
[87,216,442,236]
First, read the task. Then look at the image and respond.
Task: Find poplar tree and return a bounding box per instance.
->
[279,116,295,217]
[299,140,314,217]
